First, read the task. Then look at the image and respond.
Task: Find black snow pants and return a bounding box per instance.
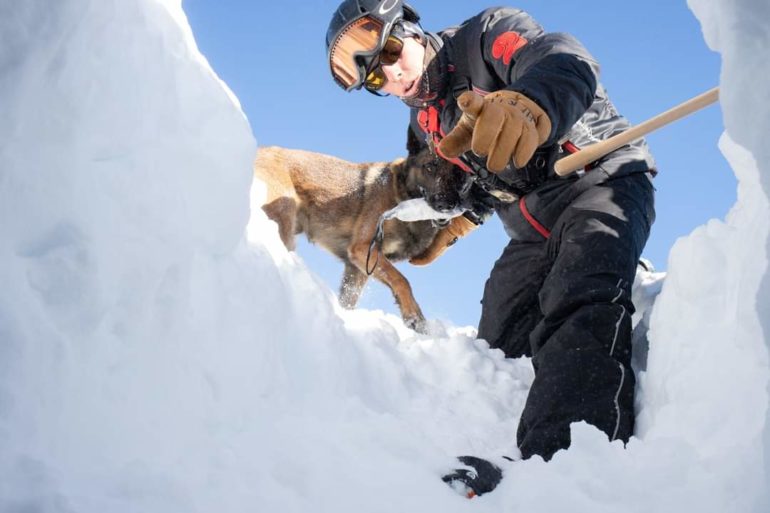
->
[478,170,655,460]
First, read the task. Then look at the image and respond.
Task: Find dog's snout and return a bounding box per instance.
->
[429,194,458,213]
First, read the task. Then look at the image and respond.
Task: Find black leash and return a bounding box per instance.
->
[366,216,387,275]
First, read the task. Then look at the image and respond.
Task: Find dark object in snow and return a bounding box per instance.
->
[441,456,504,498]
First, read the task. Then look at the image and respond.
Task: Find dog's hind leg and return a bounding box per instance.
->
[339,261,368,309]
[262,197,298,251]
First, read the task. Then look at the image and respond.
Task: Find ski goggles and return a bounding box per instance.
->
[328,16,405,92]
[362,34,405,91]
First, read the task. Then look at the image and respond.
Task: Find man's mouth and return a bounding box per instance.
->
[403,78,419,97]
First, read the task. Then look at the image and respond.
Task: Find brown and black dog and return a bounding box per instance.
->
[253,141,467,333]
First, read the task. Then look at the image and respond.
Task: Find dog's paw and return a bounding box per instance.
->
[405,314,429,334]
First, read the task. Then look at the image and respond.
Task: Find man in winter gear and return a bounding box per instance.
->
[327,0,656,473]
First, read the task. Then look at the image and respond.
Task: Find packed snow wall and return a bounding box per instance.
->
[0,3,530,511]
[630,0,770,508]
[0,0,260,508]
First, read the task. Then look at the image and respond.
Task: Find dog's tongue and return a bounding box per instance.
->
[382,198,466,223]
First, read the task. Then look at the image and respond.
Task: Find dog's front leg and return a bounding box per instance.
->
[262,198,298,251]
[348,241,427,334]
[339,261,368,309]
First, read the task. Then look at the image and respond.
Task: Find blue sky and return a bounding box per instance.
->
[185,0,731,328]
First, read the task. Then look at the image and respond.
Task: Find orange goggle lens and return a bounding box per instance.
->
[364,35,404,91]
[329,16,386,90]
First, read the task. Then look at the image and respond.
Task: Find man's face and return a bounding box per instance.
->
[378,37,425,98]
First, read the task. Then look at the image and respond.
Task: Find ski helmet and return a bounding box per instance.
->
[326,0,421,91]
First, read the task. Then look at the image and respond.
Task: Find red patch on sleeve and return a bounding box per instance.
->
[491,32,528,65]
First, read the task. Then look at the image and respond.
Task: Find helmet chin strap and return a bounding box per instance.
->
[401,33,447,108]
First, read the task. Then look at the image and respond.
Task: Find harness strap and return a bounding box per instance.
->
[561,140,595,172]
[516,140,596,240]
[519,196,551,238]
[417,103,474,174]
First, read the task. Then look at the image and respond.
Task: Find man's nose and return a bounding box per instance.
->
[381,61,403,82]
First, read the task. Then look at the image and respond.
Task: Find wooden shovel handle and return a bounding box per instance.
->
[554,87,720,176]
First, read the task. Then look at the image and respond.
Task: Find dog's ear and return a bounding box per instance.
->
[406,125,424,156]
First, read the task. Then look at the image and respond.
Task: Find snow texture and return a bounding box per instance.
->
[0,0,768,512]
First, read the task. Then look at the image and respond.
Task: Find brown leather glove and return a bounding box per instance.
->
[439,90,552,172]
[409,216,478,266]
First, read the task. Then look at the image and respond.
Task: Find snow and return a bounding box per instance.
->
[1,0,768,512]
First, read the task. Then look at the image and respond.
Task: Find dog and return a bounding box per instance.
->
[253,136,467,333]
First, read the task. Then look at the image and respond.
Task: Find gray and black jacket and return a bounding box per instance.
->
[409,7,656,198]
